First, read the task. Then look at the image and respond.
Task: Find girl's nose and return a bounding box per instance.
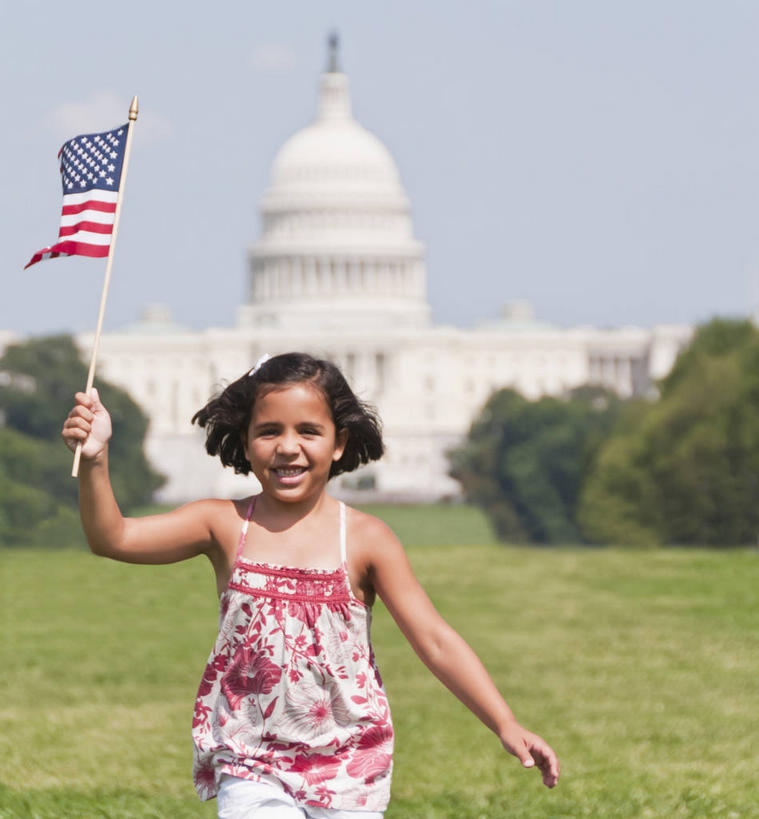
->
[276,432,300,455]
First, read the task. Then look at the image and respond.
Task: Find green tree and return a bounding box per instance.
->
[450,386,620,544]
[579,319,759,546]
[0,335,164,547]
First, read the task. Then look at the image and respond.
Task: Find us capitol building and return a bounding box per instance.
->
[77,47,691,502]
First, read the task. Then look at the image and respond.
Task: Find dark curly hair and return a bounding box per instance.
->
[192,352,384,478]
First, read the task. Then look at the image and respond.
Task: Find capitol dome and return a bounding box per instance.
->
[265,73,408,207]
[239,38,430,331]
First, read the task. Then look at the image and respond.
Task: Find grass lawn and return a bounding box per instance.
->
[1,505,757,817]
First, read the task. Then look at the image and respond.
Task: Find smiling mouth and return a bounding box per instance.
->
[273,466,308,477]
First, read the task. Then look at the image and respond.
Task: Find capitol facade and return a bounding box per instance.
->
[75,52,690,503]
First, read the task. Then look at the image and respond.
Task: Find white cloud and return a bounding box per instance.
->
[249,43,297,72]
[44,91,172,144]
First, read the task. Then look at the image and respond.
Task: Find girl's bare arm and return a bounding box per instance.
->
[63,390,226,565]
[362,516,560,788]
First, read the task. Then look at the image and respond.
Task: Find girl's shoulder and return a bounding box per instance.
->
[341,505,405,603]
[174,495,256,543]
[345,504,392,537]
[175,495,253,519]
[344,504,404,559]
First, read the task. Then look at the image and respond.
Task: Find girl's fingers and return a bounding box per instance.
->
[62,428,85,450]
[529,738,560,786]
[66,417,91,433]
[63,393,109,456]
[67,406,93,422]
[506,730,559,788]
[63,413,91,428]
[62,413,92,452]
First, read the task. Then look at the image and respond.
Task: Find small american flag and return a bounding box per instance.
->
[25,123,128,269]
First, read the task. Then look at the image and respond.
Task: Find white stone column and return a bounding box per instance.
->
[375,351,386,394]
[307,259,318,296]
[274,260,282,299]
[619,357,632,396]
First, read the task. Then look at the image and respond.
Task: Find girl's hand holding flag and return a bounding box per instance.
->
[62,389,112,461]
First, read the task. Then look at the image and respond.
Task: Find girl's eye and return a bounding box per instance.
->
[301,427,320,436]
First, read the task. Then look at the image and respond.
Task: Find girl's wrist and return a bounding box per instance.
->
[80,444,109,467]
[496,713,520,740]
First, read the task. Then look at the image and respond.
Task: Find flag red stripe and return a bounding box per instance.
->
[61,200,117,216]
[58,221,114,237]
[48,240,110,258]
[24,252,48,269]
[24,240,110,269]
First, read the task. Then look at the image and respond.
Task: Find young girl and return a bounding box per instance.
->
[62,352,559,818]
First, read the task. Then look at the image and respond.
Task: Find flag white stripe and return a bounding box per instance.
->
[60,230,113,246]
[59,209,117,227]
[62,190,119,206]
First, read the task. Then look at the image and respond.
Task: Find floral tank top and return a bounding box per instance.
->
[192,500,394,812]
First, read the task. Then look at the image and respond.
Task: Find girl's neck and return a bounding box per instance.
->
[253,489,335,532]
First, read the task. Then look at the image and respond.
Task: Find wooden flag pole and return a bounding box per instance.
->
[72,95,139,477]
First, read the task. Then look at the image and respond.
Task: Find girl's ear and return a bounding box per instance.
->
[333,427,349,462]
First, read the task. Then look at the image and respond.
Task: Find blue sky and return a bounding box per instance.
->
[3,0,759,335]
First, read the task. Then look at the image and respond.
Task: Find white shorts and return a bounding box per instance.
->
[217,775,384,819]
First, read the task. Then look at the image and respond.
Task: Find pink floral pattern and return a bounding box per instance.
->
[192,557,393,811]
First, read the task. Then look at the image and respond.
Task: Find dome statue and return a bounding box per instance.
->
[239,36,431,331]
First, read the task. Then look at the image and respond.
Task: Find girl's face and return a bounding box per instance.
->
[244,382,347,504]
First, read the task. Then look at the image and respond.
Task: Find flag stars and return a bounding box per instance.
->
[56,125,125,194]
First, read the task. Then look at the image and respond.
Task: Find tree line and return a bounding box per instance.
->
[450,319,759,547]
[0,336,163,547]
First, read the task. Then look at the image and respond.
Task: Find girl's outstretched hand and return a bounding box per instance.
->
[500,720,560,788]
[62,389,112,461]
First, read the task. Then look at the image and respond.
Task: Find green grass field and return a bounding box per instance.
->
[1,505,757,818]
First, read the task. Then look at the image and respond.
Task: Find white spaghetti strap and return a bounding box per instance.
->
[235,497,256,559]
[339,501,347,565]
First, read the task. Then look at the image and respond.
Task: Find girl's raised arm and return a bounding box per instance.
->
[361,516,560,789]
[62,390,223,565]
